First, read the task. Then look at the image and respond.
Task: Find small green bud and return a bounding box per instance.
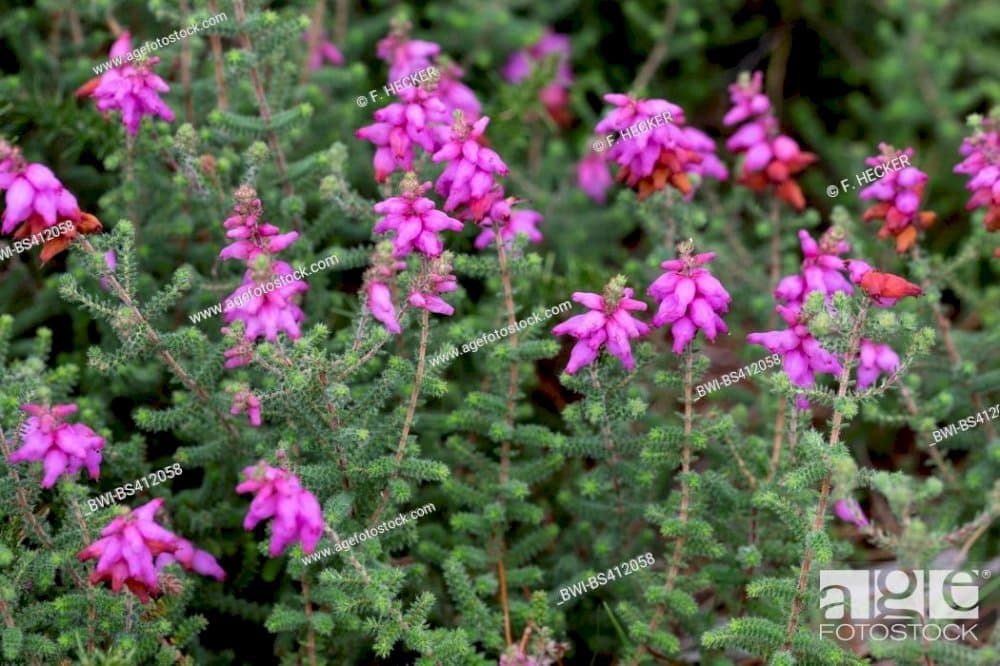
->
[247,141,269,166]
[810,311,833,336]
[282,195,305,217]
[923,477,943,497]
[319,175,338,199]
[836,398,858,420]
[174,123,198,153]
[626,398,647,418]
[875,310,898,332]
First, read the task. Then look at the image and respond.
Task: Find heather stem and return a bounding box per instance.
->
[493,228,520,649]
[588,364,626,521]
[300,0,327,85]
[368,307,430,527]
[333,0,349,45]
[67,496,96,654]
[179,0,194,123]
[493,231,520,485]
[631,344,694,665]
[0,426,91,593]
[233,0,298,230]
[768,396,786,481]
[767,199,781,328]
[782,301,869,652]
[125,133,137,239]
[630,3,679,92]
[207,0,228,111]
[909,245,996,442]
[899,384,958,485]
[77,238,242,444]
[302,577,318,666]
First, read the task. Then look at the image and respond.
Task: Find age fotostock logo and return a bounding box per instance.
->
[819,569,988,642]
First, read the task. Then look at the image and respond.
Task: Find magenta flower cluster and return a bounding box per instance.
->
[955,115,1000,236]
[91,33,175,136]
[77,498,225,604]
[552,284,650,374]
[218,187,307,371]
[724,71,815,211]
[376,24,480,121]
[648,252,732,354]
[302,29,344,71]
[857,144,936,253]
[358,27,546,336]
[373,177,463,257]
[236,462,325,557]
[501,31,574,125]
[591,94,725,202]
[7,403,104,488]
[0,141,82,235]
[749,229,901,408]
[551,248,732,375]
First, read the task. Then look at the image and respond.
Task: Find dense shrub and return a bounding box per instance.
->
[0,1,997,664]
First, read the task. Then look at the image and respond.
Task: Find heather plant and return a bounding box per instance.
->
[1,1,998,665]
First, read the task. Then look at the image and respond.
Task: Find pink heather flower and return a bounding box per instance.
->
[473,196,543,250]
[594,94,702,200]
[92,35,175,136]
[724,72,816,210]
[8,403,104,488]
[432,114,508,220]
[219,207,299,263]
[551,277,650,374]
[0,143,82,235]
[747,303,842,410]
[856,340,900,391]
[577,150,613,204]
[502,31,572,85]
[99,250,117,290]
[373,174,463,257]
[433,62,482,122]
[236,462,324,557]
[230,389,262,428]
[376,23,440,82]
[502,31,573,125]
[955,115,1000,233]
[859,144,936,252]
[834,498,870,529]
[774,229,853,306]
[222,328,256,369]
[222,260,308,342]
[356,87,448,182]
[364,246,405,334]
[722,71,772,126]
[78,498,225,603]
[368,281,400,333]
[682,127,729,184]
[302,30,344,70]
[409,255,457,316]
[647,249,731,354]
